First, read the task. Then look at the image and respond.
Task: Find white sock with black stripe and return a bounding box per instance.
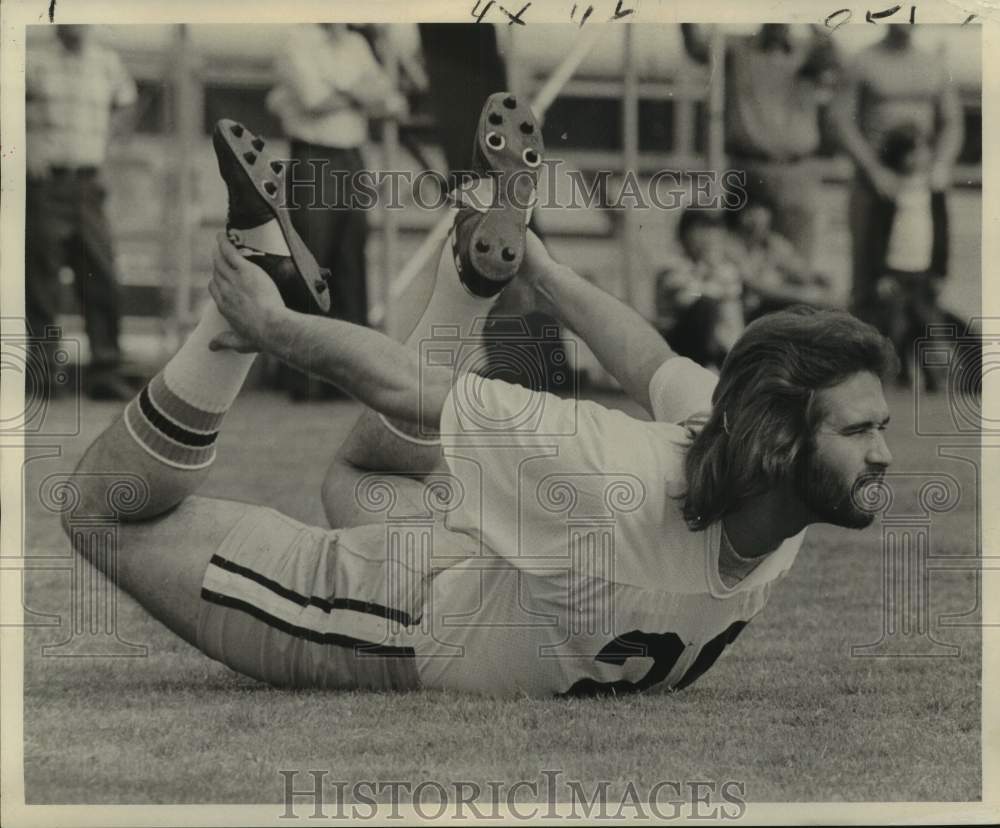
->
[124,303,256,469]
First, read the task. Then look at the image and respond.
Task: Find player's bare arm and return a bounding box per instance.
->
[209,233,453,428]
[521,230,677,415]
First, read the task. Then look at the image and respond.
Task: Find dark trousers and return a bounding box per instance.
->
[848,176,950,324]
[848,179,883,323]
[418,23,507,186]
[25,171,122,376]
[287,142,368,326]
[877,270,946,387]
[279,142,368,397]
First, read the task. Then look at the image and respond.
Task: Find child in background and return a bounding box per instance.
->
[655,209,744,368]
[726,187,836,321]
[873,123,950,389]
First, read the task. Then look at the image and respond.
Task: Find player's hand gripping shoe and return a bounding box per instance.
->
[453,93,544,297]
[212,119,332,314]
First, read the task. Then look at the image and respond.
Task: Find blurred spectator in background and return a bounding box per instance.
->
[418,24,507,188]
[870,123,950,390]
[681,23,839,267]
[655,209,744,369]
[267,23,406,400]
[726,186,836,322]
[831,24,963,326]
[26,24,137,400]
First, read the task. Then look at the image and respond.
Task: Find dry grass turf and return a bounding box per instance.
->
[20,386,981,804]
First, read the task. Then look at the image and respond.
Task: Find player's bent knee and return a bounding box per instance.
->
[65,415,212,534]
[62,462,210,543]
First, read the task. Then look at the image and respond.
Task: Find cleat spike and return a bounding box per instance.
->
[503,96,517,109]
[243,151,257,165]
[270,160,283,174]
[501,247,516,262]
[520,121,534,134]
[488,112,503,125]
[230,123,244,137]
[251,137,265,152]
[263,181,277,196]
[475,240,490,253]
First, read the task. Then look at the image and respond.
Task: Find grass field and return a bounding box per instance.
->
[16,380,982,807]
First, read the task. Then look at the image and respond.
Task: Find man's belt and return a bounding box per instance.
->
[48,165,99,178]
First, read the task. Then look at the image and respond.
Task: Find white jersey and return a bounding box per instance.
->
[413,358,807,696]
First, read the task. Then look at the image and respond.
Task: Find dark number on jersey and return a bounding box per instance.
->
[562,621,748,697]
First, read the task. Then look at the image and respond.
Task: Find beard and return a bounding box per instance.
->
[797,449,884,529]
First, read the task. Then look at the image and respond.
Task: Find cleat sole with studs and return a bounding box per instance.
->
[212,118,331,314]
[456,93,544,295]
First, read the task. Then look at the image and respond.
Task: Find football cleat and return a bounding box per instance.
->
[212,118,332,314]
[453,93,544,298]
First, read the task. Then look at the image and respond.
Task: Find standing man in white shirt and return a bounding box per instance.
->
[25,24,138,400]
[830,25,963,325]
[267,24,406,399]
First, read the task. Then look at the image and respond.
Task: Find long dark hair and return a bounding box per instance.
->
[682,307,898,530]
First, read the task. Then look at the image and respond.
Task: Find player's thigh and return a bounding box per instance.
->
[111,495,252,649]
[197,514,438,690]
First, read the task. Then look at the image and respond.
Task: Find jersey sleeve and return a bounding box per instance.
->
[647,357,717,425]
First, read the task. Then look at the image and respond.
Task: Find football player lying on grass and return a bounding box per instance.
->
[63,97,896,696]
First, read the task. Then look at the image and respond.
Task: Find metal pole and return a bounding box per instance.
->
[621,24,638,307]
[531,25,603,120]
[501,22,520,97]
[167,24,198,347]
[707,26,726,182]
[380,30,400,338]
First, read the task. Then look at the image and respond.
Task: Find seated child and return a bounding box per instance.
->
[726,187,836,322]
[655,208,744,368]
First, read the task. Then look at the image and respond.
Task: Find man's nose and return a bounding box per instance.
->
[868,432,893,468]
